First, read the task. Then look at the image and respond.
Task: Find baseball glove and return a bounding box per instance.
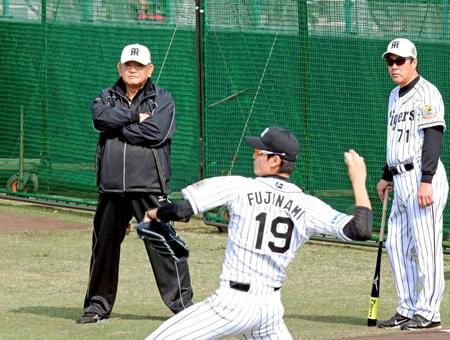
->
[136,221,189,262]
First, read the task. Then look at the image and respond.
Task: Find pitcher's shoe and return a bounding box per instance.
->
[400,314,441,330]
[378,313,409,329]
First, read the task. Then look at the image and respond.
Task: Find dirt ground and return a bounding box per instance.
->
[0,213,90,231]
[0,199,92,232]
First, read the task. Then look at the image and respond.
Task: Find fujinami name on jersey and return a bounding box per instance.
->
[246,190,305,220]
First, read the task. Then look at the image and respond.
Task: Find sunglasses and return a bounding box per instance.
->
[384,57,413,66]
[254,149,286,157]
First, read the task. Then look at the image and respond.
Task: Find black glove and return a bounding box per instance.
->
[136,220,189,262]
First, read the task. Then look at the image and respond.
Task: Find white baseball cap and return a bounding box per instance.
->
[120,44,151,65]
[382,38,417,59]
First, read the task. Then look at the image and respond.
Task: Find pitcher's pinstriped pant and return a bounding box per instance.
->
[146,281,292,340]
[385,161,448,322]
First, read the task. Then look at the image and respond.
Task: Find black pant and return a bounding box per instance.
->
[82,193,193,317]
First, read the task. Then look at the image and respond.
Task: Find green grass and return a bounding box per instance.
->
[0,201,450,339]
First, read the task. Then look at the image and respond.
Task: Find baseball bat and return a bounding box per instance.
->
[367,188,390,326]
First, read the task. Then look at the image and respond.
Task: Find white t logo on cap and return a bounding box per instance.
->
[261,127,269,137]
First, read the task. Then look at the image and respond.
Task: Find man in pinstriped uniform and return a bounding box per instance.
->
[143,127,373,339]
[376,38,448,330]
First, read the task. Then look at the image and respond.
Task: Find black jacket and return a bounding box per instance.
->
[92,78,175,194]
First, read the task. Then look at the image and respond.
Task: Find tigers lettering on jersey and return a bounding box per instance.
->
[247,190,304,220]
[389,109,415,129]
[385,76,446,165]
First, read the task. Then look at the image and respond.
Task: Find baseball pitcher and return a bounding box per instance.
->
[140,127,373,339]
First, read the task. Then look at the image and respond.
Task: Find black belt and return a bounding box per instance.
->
[229,281,280,292]
[389,162,414,176]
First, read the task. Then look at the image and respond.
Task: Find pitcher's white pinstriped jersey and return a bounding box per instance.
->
[182,175,352,287]
[386,76,446,166]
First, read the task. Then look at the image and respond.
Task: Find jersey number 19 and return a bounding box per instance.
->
[255,212,293,254]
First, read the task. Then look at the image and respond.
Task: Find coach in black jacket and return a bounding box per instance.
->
[77,44,193,324]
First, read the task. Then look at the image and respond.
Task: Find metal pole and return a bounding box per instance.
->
[444,0,449,39]
[298,0,310,191]
[195,0,206,179]
[42,0,49,179]
[81,0,90,22]
[166,0,174,25]
[2,0,10,17]
[42,0,46,23]
[252,0,261,28]
[344,0,353,34]
[18,106,24,191]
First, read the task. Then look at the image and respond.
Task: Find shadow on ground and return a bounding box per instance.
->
[11,306,166,322]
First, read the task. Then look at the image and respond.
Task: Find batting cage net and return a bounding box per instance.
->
[1,1,450,247]
[0,0,199,207]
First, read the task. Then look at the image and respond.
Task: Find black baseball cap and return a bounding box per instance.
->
[244,127,300,162]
